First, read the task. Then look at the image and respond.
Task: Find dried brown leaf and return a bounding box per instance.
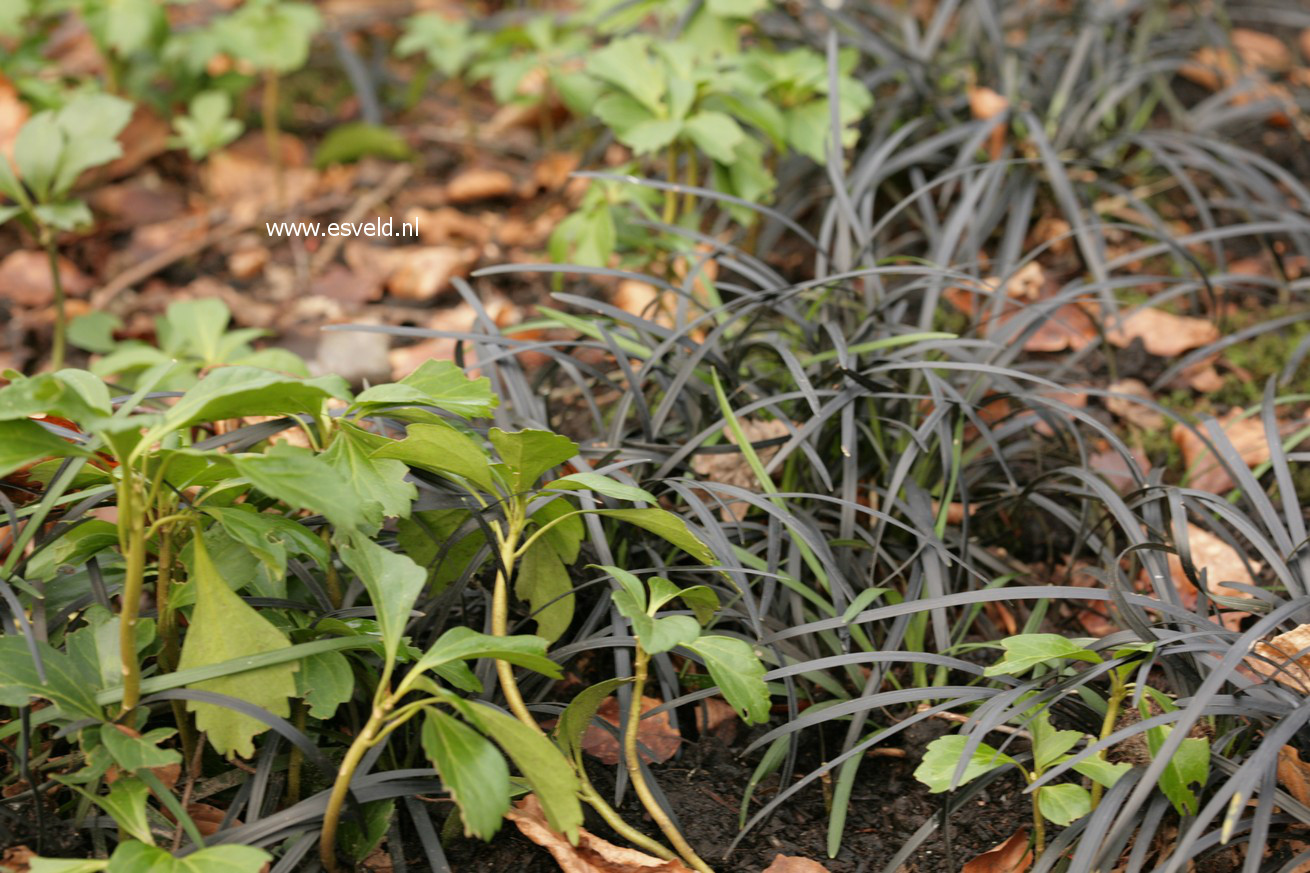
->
[962,828,1032,873]
[1105,379,1165,430]
[1279,745,1310,806]
[1250,624,1310,693]
[581,696,680,765]
[1104,308,1219,357]
[507,794,693,873]
[0,251,93,308]
[1171,408,1269,494]
[446,168,515,203]
[692,418,791,521]
[693,698,739,744]
[762,856,832,873]
[1165,523,1261,608]
[1232,29,1292,72]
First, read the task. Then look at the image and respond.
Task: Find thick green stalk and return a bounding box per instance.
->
[625,649,713,873]
[117,498,147,715]
[41,234,67,371]
[1032,784,1045,857]
[491,517,539,731]
[320,704,388,873]
[662,143,678,226]
[1091,676,1128,808]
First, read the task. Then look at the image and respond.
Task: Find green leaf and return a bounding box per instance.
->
[683,111,744,164]
[295,650,354,719]
[586,36,666,113]
[396,359,497,417]
[105,841,271,873]
[50,94,134,198]
[464,702,583,838]
[322,425,417,521]
[593,508,715,565]
[66,605,153,691]
[1146,725,1209,816]
[14,111,63,201]
[553,677,630,762]
[0,636,102,719]
[516,538,575,644]
[104,0,159,55]
[337,532,427,668]
[531,497,583,564]
[171,91,243,160]
[413,626,560,679]
[314,122,413,169]
[684,635,769,724]
[1037,783,1092,826]
[29,859,109,873]
[339,799,393,863]
[983,634,1102,677]
[599,565,647,613]
[544,472,655,505]
[100,725,181,772]
[489,428,578,492]
[68,312,123,354]
[33,200,93,231]
[914,735,1017,793]
[234,444,377,534]
[372,421,498,494]
[593,93,657,136]
[155,367,342,437]
[618,118,683,155]
[1071,757,1131,789]
[0,419,84,479]
[81,776,154,844]
[1029,708,1084,771]
[176,535,298,759]
[218,0,321,73]
[422,708,509,839]
[0,372,104,424]
[396,508,486,589]
[395,14,481,78]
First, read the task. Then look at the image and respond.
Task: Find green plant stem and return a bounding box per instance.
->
[625,649,713,873]
[682,147,697,218]
[576,772,676,861]
[1032,784,1046,857]
[287,701,306,806]
[1091,676,1128,808]
[662,144,678,226]
[323,528,343,608]
[262,69,284,210]
[117,477,147,716]
[153,528,195,764]
[320,703,388,873]
[41,233,67,371]
[491,517,539,732]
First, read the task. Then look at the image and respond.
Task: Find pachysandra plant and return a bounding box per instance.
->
[0,300,766,870]
[0,92,134,369]
[915,634,1208,859]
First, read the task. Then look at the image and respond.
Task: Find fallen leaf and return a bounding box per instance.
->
[581,696,680,765]
[88,176,188,228]
[0,251,93,308]
[1231,29,1292,73]
[962,828,1032,873]
[763,856,831,873]
[406,206,490,246]
[202,132,319,222]
[85,105,171,187]
[446,168,515,203]
[693,698,739,744]
[344,242,477,302]
[1,845,34,873]
[692,418,791,521]
[1089,448,1150,494]
[1250,624,1310,693]
[0,75,30,163]
[1184,361,1225,393]
[968,85,1009,160]
[1279,745,1310,806]
[185,802,233,836]
[1171,408,1269,494]
[507,794,693,873]
[228,243,271,281]
[1104,308,1219,357]
[1105,379,1165,430]
[1021,302,1098,353]
[387,303,479,379]
[533,152,581,193]
[1164,523,1261,609]
[1302,28,1310,62]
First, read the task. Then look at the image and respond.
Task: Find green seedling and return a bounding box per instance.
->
[915,634,1206,859]
[0,92,133,369]
[170,90,244,160]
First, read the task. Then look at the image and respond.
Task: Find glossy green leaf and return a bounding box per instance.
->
[464,702,583,838]
[684,635,769,724]
[683,111,744,163]
[1146,725,1209,816]
[1037,783,1092,826]
[50,93,134,198]
[544,472,655,505]
[337,532,427,667]
[339,799,393,863]
[234,444,377,534]
[322,425,416,521]
[314,122,413,168]
[516,538,575,643]
[105,841,271,873]
[29,858,108,873]
[1029,708,1084,771]
[0,636,102,719]
[100,725,181,773]
[176,536,298,759]
[422,708,509,839]
[155,367,343,437]
[489,428,577,492]
[983,634,1101,677]
[81,776,153,844]
[414,626,560,679]
[553,677,630,762]
[531,497,583,564]
[372,421,498,494]
[397,359,497,417]
[0,419,84,479]
[593,508,715,565]
[295,650,354,719]
[914,735,1017,793]
[586,36,665,113]
[1071,756,1132,788]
